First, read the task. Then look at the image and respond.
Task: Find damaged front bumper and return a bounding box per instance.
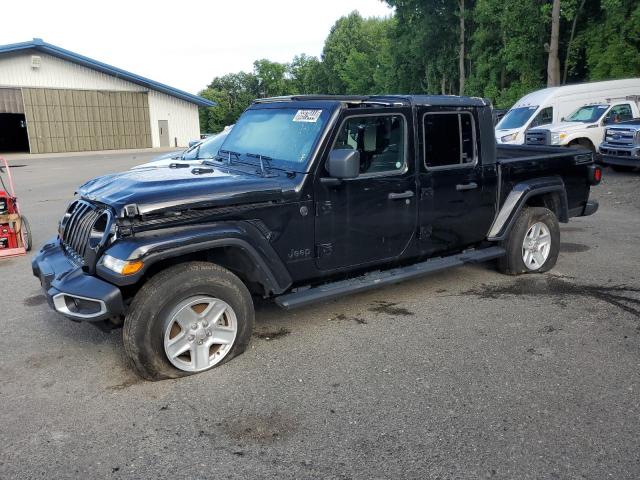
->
[32,237,124,323]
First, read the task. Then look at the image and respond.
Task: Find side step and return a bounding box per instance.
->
[275,246,506,309]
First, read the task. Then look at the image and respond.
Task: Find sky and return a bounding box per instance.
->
[0,0,394,95]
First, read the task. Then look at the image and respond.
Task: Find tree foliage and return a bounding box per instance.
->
[198,1,640,131]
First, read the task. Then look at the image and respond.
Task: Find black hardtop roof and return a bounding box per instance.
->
[254,94,489,108]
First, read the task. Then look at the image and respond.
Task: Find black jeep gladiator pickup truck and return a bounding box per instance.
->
[33,95,601,380]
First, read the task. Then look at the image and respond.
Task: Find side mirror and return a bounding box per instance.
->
[188,140,200,148]
[327,149,360,179]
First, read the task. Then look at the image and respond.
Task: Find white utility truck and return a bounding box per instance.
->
[495,78,640,146]
[525,97,640,152]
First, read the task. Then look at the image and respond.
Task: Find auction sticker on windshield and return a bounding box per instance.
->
[293,110,322,122]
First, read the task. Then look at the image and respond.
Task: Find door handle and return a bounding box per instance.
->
[456,182,478,191]
[388,190,415,200]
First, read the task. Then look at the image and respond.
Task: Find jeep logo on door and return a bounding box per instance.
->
[287,248,311,260]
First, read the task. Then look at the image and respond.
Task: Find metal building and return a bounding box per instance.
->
[0,38,215,154]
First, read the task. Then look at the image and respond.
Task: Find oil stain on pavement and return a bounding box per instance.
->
[23,294,46,307]
[560,242,591,253]
[253,327,290,340]
[462,275,640,318]
[369,300,414,316]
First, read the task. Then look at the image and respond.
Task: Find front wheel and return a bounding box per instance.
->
[498,207,560,275]
[123,262,254,380]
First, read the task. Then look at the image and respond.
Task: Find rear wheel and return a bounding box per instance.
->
[123,262,254,380]
[498,207,560,275]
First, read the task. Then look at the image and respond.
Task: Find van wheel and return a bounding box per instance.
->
[498,207,560,275]
[123,262,254,380]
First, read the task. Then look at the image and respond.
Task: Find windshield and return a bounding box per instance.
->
[566,105,608,123]
[218,107,329,171]
[496,106,539,130]
[182,131,229,160]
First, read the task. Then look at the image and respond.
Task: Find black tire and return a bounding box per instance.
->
[20,216,32,251]
[123,262,254,381]
[611,165,636,173]
[498,207,560,275]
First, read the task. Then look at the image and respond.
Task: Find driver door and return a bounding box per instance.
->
[313,108,417,271]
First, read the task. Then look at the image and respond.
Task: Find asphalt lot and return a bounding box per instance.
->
[1,152,639,479]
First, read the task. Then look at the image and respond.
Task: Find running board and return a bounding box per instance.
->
[275,246,506,309]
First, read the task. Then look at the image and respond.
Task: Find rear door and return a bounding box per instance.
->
[314,108,417,271]
[418,109,496,254]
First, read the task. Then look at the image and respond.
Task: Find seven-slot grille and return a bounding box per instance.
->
[61,200,102,264]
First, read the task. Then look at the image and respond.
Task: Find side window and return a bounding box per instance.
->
[424,112,476,168]
[530,106,553,128]
[331,114,406,175]
[607,104,633,123]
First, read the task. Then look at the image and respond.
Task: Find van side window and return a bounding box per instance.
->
[530,107,553,128]
[424,112,476,168]
[331,114,406,175]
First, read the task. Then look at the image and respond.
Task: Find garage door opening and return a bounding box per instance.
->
[0,113,29,153]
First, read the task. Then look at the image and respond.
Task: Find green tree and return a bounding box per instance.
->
[466,0,547,107]
[253,59,290,97]
[198,72,259,133]
[385,0,460,94]
[288,54,326,94]
[321,11,393,94]
[583,0,640,80]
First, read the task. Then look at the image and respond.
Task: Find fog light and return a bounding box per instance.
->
[101,254,144,275]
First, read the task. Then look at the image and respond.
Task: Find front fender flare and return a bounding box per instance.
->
[487,176,568,241]
[97,221,292,295]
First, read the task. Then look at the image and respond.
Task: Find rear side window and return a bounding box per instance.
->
[530,106,553,128]
[423,112,476,168]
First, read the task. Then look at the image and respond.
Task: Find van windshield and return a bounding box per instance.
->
[566,105,608,123]
[496,106,539,130]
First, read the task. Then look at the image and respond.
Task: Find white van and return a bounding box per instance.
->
[495,78,640,145]
[525,99,640,152]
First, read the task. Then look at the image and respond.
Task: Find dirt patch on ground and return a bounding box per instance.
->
[25,352,64,369]
[106,374,144,391]
[369,300,414,317]
[23,294,46,307]
[560,242,590,253]
[219,411,297,444]
[330,313,368,324]
[253,327,291,340]
[462,275,640,318]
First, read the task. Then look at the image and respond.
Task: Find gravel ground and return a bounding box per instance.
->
[0,153,638,480]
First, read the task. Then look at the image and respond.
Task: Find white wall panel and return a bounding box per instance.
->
[0,51,143,92]
[148,90,200,148]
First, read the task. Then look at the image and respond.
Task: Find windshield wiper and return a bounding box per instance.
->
[246,153,275,177]
[217,149,242,166]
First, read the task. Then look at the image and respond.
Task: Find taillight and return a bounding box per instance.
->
[588,165,602,185]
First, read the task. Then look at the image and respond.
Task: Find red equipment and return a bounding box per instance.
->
[0,157,31,258]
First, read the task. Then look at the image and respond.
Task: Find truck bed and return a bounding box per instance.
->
[496,144,591,163]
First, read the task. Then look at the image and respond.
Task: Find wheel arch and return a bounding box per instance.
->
[568,137,596,151]
[98,221,292,297]
[487,177,568,241]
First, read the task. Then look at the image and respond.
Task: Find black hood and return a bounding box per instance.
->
[78,165,298,215]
